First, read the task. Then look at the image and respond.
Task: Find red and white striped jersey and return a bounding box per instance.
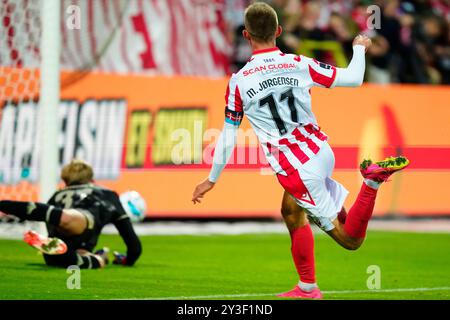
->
[224,47,337,175]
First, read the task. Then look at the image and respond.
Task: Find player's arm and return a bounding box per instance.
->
[113,218,142,266]
[333,35,372,87]
[306,35,371,88]
[192,122,239,204]
[192,78,243,204]
[109,192,142,266]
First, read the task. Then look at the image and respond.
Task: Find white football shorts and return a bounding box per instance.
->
[276,142,349,232]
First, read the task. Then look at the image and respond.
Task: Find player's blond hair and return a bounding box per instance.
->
[61,159,94,186]
[244,2,279,43]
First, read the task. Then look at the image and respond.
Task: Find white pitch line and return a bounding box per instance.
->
[122,287,450,300]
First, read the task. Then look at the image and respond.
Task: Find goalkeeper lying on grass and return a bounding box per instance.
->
[0,160,142,269]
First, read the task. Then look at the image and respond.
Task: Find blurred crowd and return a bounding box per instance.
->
[226,0,450,84]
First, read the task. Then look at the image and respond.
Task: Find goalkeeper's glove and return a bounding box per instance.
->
[113,251,127,265]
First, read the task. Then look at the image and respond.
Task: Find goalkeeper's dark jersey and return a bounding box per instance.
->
[47,184,142,266]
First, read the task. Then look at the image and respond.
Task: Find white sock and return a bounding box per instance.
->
[298,281,318,292]
[364,179,381,190]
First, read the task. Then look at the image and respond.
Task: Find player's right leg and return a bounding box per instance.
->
[0,201,87,236]
[326,156,410,250]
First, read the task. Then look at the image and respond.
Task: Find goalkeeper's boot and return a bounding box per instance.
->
[94,247,110,265]
[277,285,323,299]
[24,230,67,255]
[112,251,127,265]
[360,156,410,183]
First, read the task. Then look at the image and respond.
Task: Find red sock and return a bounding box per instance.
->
[344,183,378,238]
[290,224,315,284]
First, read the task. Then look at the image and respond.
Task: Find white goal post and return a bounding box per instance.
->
[38,0,61,202]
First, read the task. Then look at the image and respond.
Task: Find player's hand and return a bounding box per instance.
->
[192,179,215,204]
[113,251,127,265]
[353,34,372,52]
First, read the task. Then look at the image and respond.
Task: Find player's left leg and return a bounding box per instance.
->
[278,191,322,299]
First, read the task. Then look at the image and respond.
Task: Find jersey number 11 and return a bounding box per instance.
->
[259,88,298,135]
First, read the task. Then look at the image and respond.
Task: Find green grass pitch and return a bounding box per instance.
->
[0,231,449,300]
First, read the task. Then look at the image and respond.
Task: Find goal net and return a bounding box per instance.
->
[0,0,60,236]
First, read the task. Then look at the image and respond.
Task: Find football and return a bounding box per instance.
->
[119,191,147,223]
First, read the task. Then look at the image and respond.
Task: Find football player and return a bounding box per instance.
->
[0,160,142,269]
[192,2,409,298]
